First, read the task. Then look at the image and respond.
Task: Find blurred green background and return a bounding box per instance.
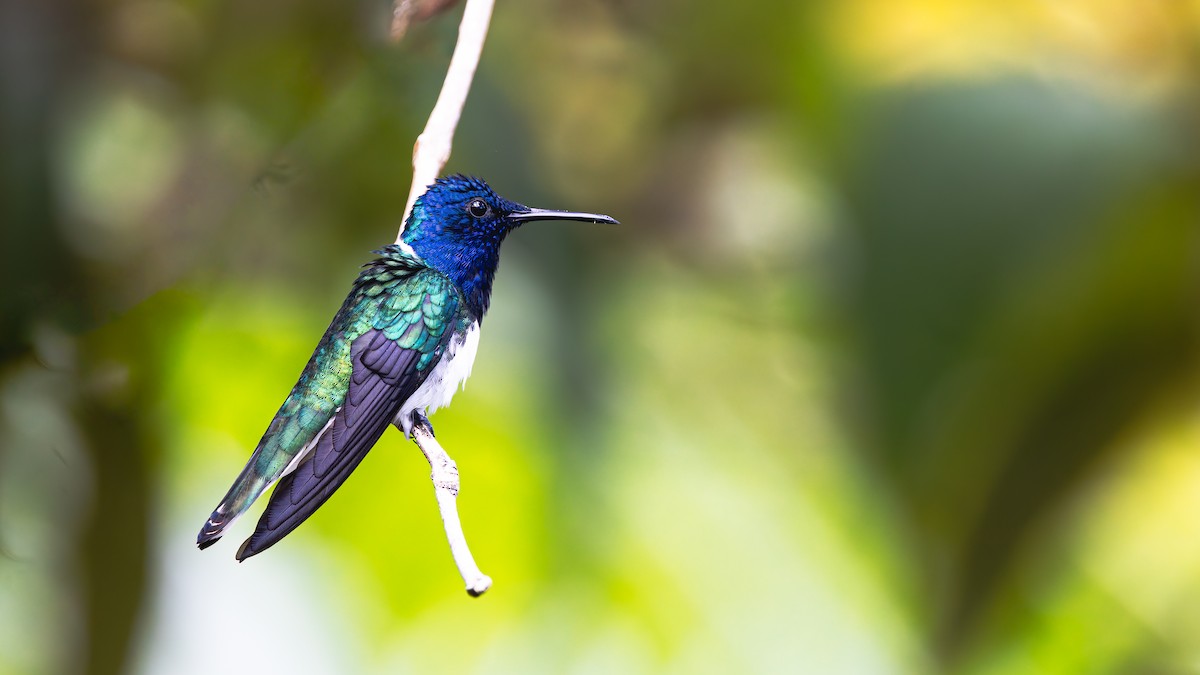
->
[4,0,1200,673]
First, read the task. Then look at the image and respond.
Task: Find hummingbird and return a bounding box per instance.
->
[197,175,617,560]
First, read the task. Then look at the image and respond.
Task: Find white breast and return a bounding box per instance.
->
[394,321,481,437]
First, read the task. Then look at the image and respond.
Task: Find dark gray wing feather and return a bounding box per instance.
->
[235,330,424,560]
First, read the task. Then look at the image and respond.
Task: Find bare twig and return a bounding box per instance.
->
[411,418,492,596]
[392,0,494,597]
[391,0,462,42]
[397,0,495,241]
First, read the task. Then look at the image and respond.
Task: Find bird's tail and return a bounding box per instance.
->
[196,462,273,550]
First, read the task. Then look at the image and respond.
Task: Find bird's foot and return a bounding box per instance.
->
[411,410,435,437]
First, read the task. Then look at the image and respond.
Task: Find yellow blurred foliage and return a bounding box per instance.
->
[830,0,1200,96]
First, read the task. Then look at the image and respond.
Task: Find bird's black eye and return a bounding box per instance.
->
[468,198,489,218]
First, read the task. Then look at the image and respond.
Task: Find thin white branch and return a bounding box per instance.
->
[391,0,494,596]
[412,420,492,596]
[397,0,496,242]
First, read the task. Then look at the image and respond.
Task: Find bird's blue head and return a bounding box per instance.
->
[401,175,617,319]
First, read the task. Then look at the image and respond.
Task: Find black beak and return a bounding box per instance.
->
[509,208,619,225]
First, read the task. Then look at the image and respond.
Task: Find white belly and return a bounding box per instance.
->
[394,321,481,436]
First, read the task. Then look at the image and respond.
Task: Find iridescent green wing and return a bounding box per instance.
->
[233,269,464,559]
[197,247,461,554]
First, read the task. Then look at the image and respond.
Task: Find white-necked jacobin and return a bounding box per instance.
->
[197,175,617,560]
